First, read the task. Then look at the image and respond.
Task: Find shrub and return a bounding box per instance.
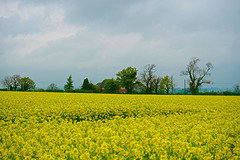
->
[37,88,45,92]
[0,88,8,91]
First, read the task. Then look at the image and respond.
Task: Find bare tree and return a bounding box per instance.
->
[1,76,12,90]
[169,75,176,94]
[234,84,240,93]
[11,74,21,91]
[152,76,162,93]
[140,64,157,93]
[1,74,21,91]
[181,57,213,94]
[47,83,58,90]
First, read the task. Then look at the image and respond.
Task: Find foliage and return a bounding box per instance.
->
[181,57,213,95]
[116,67,138,93]
[104,78,120,93]
[81,78,100,92]
[159,75,171,94]
[18,77,36,91]
[37,88,45,92]
[0,92,239,159]
[91,84,101,92]
[64,75,74,90]
[45,89,64,92]
[222,91,240,95]
[198,92,219,95]
[65,89,74,93]
[81,78,91,90]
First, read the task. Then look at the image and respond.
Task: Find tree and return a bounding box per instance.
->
[47,83,58,90]
[159,75,171,94]
[116,67,138,94]
[140,64,157,93]
[104,78,120,93]
[18,77,36,91]
[1,74,21,91]
[234,84,240,93]
[152,76,162,93]
[91,83,100,92]
[169,75,176,94]
[64,75,74,90]
[1,76,12,90]
[181,57,213,95]
[11,74,21,91]
[82,78,91,90]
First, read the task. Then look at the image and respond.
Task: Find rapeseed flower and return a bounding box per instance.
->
[0,91,239,159]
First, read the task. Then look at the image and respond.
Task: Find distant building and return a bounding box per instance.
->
[118,87,127,93]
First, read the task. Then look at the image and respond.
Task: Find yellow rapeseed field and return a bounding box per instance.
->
[0,91,239,159]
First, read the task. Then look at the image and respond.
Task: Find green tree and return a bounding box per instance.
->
[64,75,74,90]
[91,83,100,92]
[181,57,213,95]
[116,67,138,94]
[18,77,36,91]
[159,75,171,94]
[104,78,120,93]
[82,78,91,90]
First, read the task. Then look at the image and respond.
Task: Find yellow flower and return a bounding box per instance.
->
[0,92,239,159]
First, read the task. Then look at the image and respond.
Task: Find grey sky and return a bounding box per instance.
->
[0,0,239,89]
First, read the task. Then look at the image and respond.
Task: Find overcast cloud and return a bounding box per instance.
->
[0,0,239,89]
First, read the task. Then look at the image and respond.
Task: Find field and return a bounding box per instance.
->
[0,92,240,159]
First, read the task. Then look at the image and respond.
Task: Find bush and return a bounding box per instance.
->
[27,89,35,92]
[222,91,240,95]
[37,88,45,92]
[45,89,64,92]
[65,89,74,93]
[199,92,219,95]
[74,89,82,93]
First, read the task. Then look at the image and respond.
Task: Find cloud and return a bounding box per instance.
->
[0,1,45,20]
[1,2,83,57]
[6,25,82,57]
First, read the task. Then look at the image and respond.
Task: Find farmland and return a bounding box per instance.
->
[0,91,240,159]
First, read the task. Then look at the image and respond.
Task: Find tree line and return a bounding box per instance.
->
[1,57,239,94]
[0,75,36,91]
[62,57,215,94]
